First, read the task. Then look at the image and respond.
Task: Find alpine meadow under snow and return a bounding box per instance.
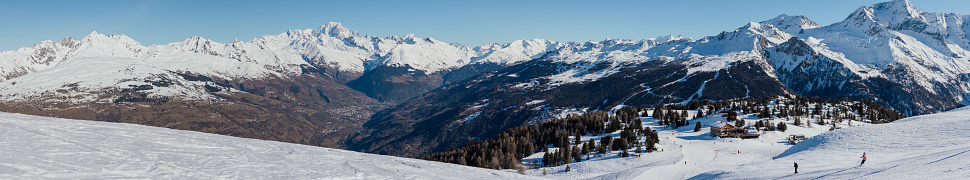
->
[2,0,970,179]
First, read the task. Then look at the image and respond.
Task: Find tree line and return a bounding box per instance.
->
[422,95,904,170]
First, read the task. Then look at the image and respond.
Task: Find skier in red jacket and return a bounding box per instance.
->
[860,152,867,165]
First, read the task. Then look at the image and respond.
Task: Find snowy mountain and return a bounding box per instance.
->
[170,22,563,101]
[0,21,564,148]
[0,111,537,179]
[350,0,970,157]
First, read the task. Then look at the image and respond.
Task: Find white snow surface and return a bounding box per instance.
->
[0,112,538,179]
[705,106,970,179]
[524,102,970,179]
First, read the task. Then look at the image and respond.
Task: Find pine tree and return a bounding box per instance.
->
[542,151,550,166]
[597,140,607,154]
[777,122,787,132]
[574,131,582,145]
[572,146,582,162]
[724,111,738,121]
[694,121,702,132]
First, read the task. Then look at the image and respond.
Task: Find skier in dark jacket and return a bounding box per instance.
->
[861,152,867,165]
[794,162,798,174]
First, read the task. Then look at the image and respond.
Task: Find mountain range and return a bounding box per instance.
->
[0,0,967,157]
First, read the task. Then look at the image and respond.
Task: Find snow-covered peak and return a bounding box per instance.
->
[311,22,357,39]
[870,0,923,21]
[835,5,883,29]
[80,31,139,46]
[471,39,562,64]
[75,31,144,58]
[760,14,821,34]
[645,35,689,44]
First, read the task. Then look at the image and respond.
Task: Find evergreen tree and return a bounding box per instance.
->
[735,119,745,127]
[777,122,787,132]
[597,139,608,154]
[572,146,582,162]
[574,131,582,145]
[724,111,738,121]
[694,121,702,132]
[581,142,590,155]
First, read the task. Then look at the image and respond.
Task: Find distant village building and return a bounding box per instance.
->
[710,124,760,138]
[788,134,806,144]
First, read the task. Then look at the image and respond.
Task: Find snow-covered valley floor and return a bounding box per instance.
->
[526,106,970,179]
[0,112,537,179]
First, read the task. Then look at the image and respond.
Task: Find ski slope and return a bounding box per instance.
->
[527,105,970,179]
[0,112,537,179]
[701,106,970,179]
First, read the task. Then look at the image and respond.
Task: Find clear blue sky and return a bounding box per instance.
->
[2,0,969,51]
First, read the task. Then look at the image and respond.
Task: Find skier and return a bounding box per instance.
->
[860,152,867,165]
[794,162,798,174]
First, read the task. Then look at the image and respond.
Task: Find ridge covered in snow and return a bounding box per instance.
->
[505,0,970,114]
[0,22,564,103]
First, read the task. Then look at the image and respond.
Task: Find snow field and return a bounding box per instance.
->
[0,112,538,179]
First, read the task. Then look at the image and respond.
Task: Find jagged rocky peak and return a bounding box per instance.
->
[58,37,80,48]
[838,4,882,28]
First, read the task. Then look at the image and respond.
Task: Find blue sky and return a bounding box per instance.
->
[2,0,969,51]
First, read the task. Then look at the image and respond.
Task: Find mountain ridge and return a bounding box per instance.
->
[348,0,970,157]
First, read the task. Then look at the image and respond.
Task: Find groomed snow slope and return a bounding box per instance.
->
[0,112,538,179]
[695,106,970,179]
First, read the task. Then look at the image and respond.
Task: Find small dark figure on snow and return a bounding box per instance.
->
[860,152,867,165]
[794,162,798,174]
